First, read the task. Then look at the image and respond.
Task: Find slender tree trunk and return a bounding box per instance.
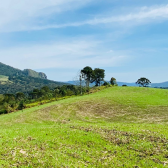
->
[80,75,82,95]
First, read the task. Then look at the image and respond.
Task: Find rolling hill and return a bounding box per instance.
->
[0,87,168,167]
[0,62,47,79]
[0,62,67,94]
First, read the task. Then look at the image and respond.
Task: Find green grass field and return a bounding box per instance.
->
[0,87,168,167]
[0,75,8,82]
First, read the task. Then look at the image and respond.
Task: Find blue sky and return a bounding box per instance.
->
[0,0,168,83]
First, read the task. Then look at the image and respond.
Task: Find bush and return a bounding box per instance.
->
[0,109,6,114]
[18,101,26,110]
[3,102,12,113]
[103,81,109,86]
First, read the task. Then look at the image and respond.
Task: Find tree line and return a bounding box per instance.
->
[0,85,90,114]
[80,66,117,87]
[80,66,151,88]
[0,66,117,114]
[0,65,152,114]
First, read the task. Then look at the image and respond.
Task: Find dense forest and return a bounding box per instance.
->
[0,62,23,77]
[0,62,67,94]
[0,84,93,114]
[0,75,66,94]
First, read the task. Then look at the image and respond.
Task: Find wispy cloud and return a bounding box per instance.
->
[1,1,167,82]
[32,5,168,30]
[0,3,168,32]
[0,0,92,32]
[0,39,130,70]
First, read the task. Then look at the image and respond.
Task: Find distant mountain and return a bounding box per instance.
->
[23,69,47,79]
[117,82,137,87]
[150,82,168,88]
[116,81,168,88]
[0,62,67,94]
[66,81,80,85]
[67,80,168,88]
[0,62,47,79]
[67,81,138,87]
[67,81,93,86]
[0,62,23,77]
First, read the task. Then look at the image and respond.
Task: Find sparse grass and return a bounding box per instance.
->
[0,87,168,167]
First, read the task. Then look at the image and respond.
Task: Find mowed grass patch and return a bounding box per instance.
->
[0,122,168,167]
[0,87,168,167]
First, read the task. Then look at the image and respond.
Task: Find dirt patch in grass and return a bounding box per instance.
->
[11,99,168,125]
[73,100,168,123]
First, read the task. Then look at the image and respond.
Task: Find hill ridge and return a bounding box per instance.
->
[0,62,67,94]
[0,87,168,167]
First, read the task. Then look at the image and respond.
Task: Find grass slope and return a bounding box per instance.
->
[0,87,168,167]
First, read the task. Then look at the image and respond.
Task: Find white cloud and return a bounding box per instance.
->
[0,3,168,32]
[0,0,91,32]
[25,4,168,31]
[0,39,129,70]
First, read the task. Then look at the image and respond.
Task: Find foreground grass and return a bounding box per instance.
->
[0,87,168,167]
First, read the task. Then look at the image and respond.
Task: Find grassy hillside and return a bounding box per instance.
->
[0,87,168,167]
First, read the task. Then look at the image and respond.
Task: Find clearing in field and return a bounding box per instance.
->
[0,75,8,85]
[0,87,168,167]
[0,75,8,81]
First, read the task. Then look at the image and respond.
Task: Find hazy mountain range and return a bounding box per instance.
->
[117,82,168,88]
[67,81,168,88]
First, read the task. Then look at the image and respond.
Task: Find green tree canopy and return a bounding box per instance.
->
[91,68,105,86]
[16,92,25,101]
[110,77,117,85]
[136,77,151,87]
[3,94,15,103]
[81,66,93,87]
